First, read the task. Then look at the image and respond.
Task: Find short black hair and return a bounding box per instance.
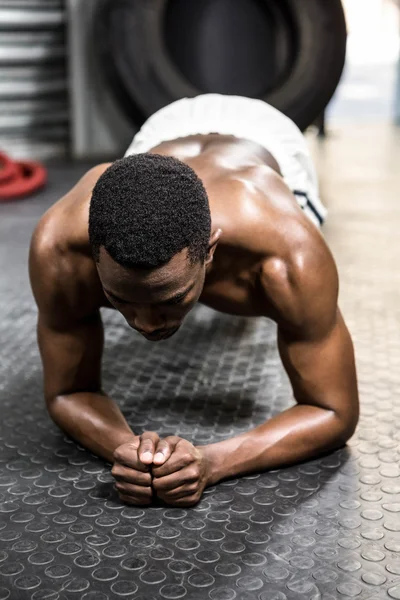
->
[89,153,211,269]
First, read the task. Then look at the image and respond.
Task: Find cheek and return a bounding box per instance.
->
[112,303,129,315]
[168,298,197,318]
[167,306,190,318]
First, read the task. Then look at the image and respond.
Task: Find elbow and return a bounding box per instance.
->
[45,394,66,424]
[338,421,357,447]
[334,411,359,449]
[334,390,360,448]
[45,395,59,422]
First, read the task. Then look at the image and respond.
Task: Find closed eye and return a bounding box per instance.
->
[161,293,187,306]
[105,289,188,306]
[105,291,130,305]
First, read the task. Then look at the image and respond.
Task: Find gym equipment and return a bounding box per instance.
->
[0,152,47,201]
[0,1,68,159]
[96,0,347,131]
[0,151,18,183]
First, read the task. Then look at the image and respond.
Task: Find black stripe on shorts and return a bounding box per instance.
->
[293,190,324,226]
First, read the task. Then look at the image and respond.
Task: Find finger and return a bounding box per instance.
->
[111,464,152,486]
[113,441,149,471]
[114,481,152,498]
[153,439,175,466]
[138,431,160,464]
[152,448,195,478]
[157,482,197,500]
[152,466,197,492]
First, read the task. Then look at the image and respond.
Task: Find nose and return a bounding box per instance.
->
[137,326,166,336]
[127,304,165,334]
[132,314,166,335]
[131,318,165,334]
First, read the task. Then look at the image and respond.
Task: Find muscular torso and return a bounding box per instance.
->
[36,134,323,322]
[28,132,358,479]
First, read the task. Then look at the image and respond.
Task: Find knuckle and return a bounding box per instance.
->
[165,435,180,444]
[187,467,199,480]
[111,465,120,477]
[181,452,193,464]
[113,449,123,462]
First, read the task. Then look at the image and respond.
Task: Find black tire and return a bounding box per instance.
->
[96,0,347,131]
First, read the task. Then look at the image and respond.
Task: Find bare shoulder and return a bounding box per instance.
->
[36,162,111,228]
[259,222,339,338]
[230,164,339,336]
[29,163,110,326]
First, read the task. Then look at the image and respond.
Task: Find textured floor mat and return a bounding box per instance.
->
[1,131,400,600]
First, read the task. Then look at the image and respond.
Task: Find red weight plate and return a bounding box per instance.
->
[0,160,47,202]
[0,152,19,184]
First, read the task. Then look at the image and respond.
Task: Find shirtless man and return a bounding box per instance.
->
[29,94,359,508]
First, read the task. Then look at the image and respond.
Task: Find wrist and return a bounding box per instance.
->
[197,443,223,486]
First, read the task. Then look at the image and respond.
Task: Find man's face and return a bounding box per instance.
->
[96,246,206,341]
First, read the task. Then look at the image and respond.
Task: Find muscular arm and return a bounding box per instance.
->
[29,168,135,463]
[35,312,135,463]
[200,234,359,484]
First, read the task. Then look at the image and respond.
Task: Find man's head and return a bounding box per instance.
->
[89,153,221,341]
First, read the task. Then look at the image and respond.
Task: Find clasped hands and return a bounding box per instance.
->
[111,431,211,507]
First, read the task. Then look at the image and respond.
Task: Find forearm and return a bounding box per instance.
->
[199,403,355,486]
[48,392,136,463]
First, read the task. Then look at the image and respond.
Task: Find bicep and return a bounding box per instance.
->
[37,311,104,405]
[277,308,359,424]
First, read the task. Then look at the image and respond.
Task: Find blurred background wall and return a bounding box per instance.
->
[328,0,400,122]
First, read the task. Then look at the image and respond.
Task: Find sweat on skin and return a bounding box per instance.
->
[28,144,359,508]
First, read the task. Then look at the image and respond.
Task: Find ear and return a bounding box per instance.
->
[205,228,222,266]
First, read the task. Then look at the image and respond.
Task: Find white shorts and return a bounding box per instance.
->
[124,94,327,228]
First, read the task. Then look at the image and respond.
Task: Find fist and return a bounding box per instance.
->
[111,432,160,506]
[151,436,210,507]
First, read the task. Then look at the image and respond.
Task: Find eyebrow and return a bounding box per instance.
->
[104,283,195,305]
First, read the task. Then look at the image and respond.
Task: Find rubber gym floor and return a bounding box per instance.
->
[0,123,399,600]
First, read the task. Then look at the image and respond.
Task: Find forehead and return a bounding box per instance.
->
[98,246,196,291]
